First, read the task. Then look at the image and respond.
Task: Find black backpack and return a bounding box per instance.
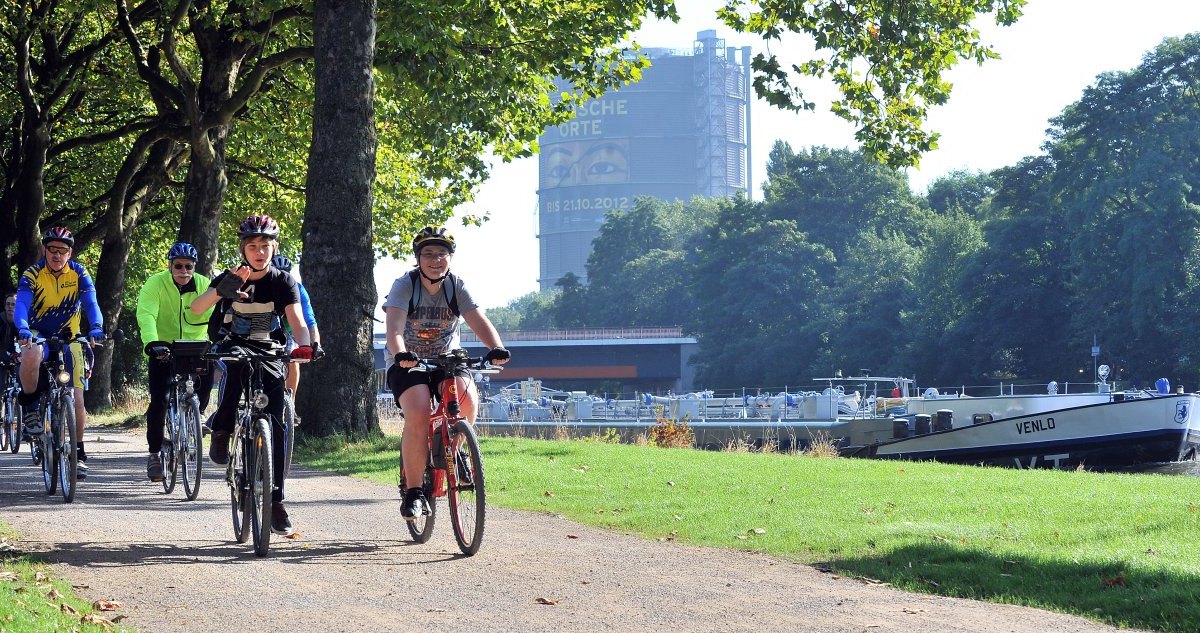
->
[407,269,459,317]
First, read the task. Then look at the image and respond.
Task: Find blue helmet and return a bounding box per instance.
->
[166,242,199,261]
[271,254,294,272]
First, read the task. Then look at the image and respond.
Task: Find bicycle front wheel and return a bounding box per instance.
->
[448,420,485,555]
[0,396,8,452]
[181,397,203,501]
[229,425,250,544]
[5,398,19,454]
[248,418,274,557]
[57,396,77,503]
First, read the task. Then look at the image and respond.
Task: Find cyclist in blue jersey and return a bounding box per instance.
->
[14,227,104,479]
[270,254,322,401]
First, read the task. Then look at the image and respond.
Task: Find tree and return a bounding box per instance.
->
[718,0,1027,167]
[1047,34,1200,385]
[297,0,377,438]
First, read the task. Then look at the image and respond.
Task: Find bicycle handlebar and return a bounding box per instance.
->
[407,353,502,374]
[204,346,306,364]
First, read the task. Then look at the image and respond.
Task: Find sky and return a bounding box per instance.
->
[373,0,1200,313]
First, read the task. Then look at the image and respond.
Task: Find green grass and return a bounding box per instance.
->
[299,434,1200,632]
[0,524,131,631]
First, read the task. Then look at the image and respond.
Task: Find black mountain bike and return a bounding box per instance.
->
[30,336,88,503]
[206,345,303,557]
[159,340,209,500]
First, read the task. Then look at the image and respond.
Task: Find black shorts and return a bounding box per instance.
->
[386,363,471,405]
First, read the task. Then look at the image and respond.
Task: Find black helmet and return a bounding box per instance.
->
[237,214,280,239]
[412,226,455,254]
[42,226,74,248]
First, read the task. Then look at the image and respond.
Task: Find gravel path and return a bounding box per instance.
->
[0,427,1147,633]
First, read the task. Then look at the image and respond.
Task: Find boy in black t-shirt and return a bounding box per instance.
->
[190,215,313,536]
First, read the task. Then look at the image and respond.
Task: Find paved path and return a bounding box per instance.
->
[0,428,1147,633]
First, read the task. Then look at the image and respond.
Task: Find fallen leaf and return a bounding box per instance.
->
[80,613,112,626]
[735,535,748,540]
[543,490,554,497]
[535,597,558,605]
[47,588,62,600]
[902,607,927,614]
[286,532,303,540]
[673,515,684,521]
[35,572,47,582]
[93,600,123,611]
[566,534,578,539]
[0,572,17,582]
[749,528,766,535]
[60,603,80,616]
[1102,573,1127,587]
[666,481,675,486]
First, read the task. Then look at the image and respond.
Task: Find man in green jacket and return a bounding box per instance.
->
[136,242,214,482]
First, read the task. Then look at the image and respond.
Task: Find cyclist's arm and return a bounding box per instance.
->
[383,306,407,356]
[191,287,221,315]
[297,283,317,329]
[13,278,33,331]
[135,278,160,345]
[78,269,103,333]
[462,307,504,350]
[283,303,310,346]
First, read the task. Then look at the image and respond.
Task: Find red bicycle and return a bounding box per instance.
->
[400,349,500,556]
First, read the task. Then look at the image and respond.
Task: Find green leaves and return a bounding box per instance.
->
[720,0,1027,168]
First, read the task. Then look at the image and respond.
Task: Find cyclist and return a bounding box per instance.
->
[1,293,16,435]
[13,227,104,479]
[190,215,313,536]
[382,226,510,521]
[270,253,322,402]
[136,242,215,482]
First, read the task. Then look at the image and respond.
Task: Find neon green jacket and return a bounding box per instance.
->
[136,269,213,346]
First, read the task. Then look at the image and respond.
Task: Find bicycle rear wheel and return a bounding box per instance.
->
[399,458,436,543]
[249,418,274,557]
[181,396,203,501]
[5,398,19,454]
[230,424,250,543]
[448,420,485,555]
[57,396,77,503]
[281,391,295,478]
[161,403,178,494]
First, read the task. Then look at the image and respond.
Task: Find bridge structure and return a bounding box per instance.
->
[372,326,699,396]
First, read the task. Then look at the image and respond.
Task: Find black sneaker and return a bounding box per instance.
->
[209,431,230,465]
[455,448,473,486]
[22,409,42,436]
[271,503,294,536]
[76,459,88,480]
[147,454,165,482]
[400,487,430,521]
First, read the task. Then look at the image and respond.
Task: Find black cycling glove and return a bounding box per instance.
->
[144,342,170,360]
[484,347,510,363]
[214,273,245,300]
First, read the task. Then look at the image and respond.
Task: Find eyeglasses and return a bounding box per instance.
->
[420,251,451,261]
[47,247,70,256]
[173,263,195,271]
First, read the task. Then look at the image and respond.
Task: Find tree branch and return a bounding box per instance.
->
[206,46,313,126]
[227,157,305,193]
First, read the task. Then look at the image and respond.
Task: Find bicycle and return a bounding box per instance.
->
[29,335,91,503]
[157,340,209,500]
[281,387,298,479]
[1,351,18,453]
[205,344,305,557]
[399,349,500,556]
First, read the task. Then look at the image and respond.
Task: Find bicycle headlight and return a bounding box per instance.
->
[57,371,71,385]
[252,392,270,410]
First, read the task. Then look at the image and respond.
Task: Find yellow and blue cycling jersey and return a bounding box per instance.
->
[14,259,103,341]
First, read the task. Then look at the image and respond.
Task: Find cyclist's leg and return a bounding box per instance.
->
[261,369,287,502]
[145,357,171,454]
[197,360,216,413]
[454,372,480,423]
[398,383,433,485]
[16,340,44,434]
[207,360,245,464]
[67,342,88,471]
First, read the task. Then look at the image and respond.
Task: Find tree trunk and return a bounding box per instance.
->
[298,0,378,438]
[89,136,182,410]
[177,130,229,276]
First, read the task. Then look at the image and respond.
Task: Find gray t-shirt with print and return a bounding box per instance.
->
[382,271,479,357]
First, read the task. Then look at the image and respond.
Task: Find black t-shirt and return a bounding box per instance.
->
[209,267,300,345]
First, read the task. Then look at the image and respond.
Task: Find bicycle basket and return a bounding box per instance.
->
[171,340,211,374]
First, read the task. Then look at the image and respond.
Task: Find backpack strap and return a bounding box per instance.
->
[408,269,460,318]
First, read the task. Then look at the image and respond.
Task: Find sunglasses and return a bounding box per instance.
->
[47,246,71,256]
[173,263,195,271]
